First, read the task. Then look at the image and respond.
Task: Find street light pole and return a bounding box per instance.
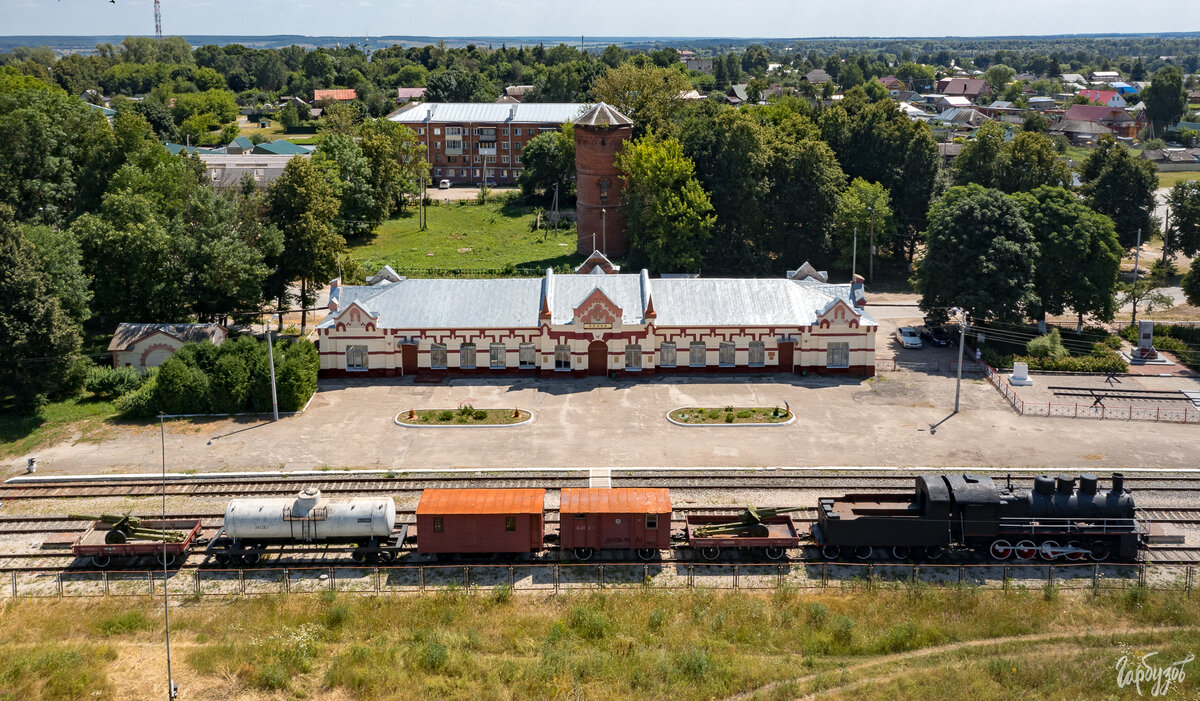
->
[601,208,607,255]
[868,205,875,284]
[1131,228,1142,327]
[158,414,178,699]
[952,308,969,414]
[266,314,279,422]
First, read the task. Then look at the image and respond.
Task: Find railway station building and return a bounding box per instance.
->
[315,253,877,379]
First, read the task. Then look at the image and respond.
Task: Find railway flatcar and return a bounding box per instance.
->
[208,488,401,565]
[73,518,203,569]
[813,472,1143,562]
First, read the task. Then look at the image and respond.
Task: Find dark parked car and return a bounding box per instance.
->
[920,325,954,347]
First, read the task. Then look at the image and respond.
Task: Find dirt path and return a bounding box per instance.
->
[729,625,1200,701]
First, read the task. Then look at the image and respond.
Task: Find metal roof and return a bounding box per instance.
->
[560,488,671,514]
[417,489,545,515]
[326,278,543,329]
[576,102,632,127]
[108,323,225,351]
[389,102,590,125]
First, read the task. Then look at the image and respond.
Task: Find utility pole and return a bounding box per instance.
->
[601,208,607,255]
[1131,228,1143,327]
[851,227,857,280]
[265,314,280,421]
[952,308,969,413]
[158,414,177,700]
[868,205,876,284]
[548,181,559,243]
[1161,207,1171,265]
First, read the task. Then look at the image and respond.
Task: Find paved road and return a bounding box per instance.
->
[8,373,1200,477]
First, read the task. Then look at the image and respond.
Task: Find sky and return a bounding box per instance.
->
[5,0,1200,39]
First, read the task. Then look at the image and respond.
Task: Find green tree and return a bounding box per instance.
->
[998,131,1071,193]
[1021,112,1050,133]
[170,89,238,125]
[1080,136,1159,248]
[314,133,384,239]
[268,157,343,333]
[983,64,1016,94]
[831,178,893,272]
[765,136,845,268]
[590,63,691,137]
[1012,186,1121,324]
[173,187,272,320]
[208,351,250,414]
[518,124,576,200]
[153,355,210,415]
[1183,256,1200,307]
[916,184,1037,323]
[22,223,91,325]
[617,135,715,273]
[1166,180,1200,257]
[954,121,1005,189]
[358,118,430,213]
[1142,66,1187,131]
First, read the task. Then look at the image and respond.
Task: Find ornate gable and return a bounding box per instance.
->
[333,300,380,333]
[574,250,620,275]
[815,298,862,330]
[573,288,622,328]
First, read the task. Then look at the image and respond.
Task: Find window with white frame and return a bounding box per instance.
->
[625,344,641,370]
[749,341,765,367]
[417,128,425,135]
[659,342,676,368]
[447,126,462,135]
[554,344,571,371]
[719,342,735,367]
[689,342,706,367]
[434,142,441,150]
[490,343,506,369]
[515,128,522,135]
[430,343,447,369]
[502,128,509,135]
[502,141,510,149]
[519,343,536,369]
[433,128,441,135]
[826,342,850,368]
[460,343,476,369]
[346,345,368,371]
[502,155,510,163]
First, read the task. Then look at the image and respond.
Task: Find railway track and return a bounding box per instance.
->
[6,473,1200,500]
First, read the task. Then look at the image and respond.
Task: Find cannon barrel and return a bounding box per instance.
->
[70,514,187,542]
[692,506,804,537]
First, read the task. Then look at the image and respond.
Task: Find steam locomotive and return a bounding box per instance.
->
[813,472,1142,562]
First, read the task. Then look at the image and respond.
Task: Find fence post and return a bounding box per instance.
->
[10,571,15,598]
[103,571,109,596]
[1048,565,1055,589]
[148,571,154,597]
[599,564,605,590]
[1188,566,1194,598]
[420,566,425,594]
[239,569,246,596]
[645,564,650,588]
[912,564,919,585]
[821,563,828,588]
[688,563,694,589]
[1093,564,1099,596]
[509,565,515,590]
[1139,564,1147,588]
[329,566,336,592]
[374,567,380,595]
[554,565,559,595]
[734,564,739,590]
[464,566,469,591]
[1003,565,1009,590]
[195,570,202,597]
[56,573,63,598]
[958,565,965,586]
[867,563,874,590]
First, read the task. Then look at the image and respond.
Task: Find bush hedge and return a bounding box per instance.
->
[84,365,146,400]
[1012,353,1128,373]
[115,336,319,419]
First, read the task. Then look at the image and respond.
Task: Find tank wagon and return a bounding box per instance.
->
[813,472,1143,562]
[209,488,402,565]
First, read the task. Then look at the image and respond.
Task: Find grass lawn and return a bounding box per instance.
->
[0,395,118,460]
[3,587,1200,699]
[1158,170,1200,189]
[348,201,584,275]
[401,407,530,425]
[670,407,792,424]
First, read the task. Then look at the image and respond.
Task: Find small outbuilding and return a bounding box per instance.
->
[108,323,227,372]
[558,488,671,559]
[415,489,545,554]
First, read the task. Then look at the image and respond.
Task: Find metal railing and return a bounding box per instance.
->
[1,561,1190,598]
[875,359,986,374]
[982,363,1199,423]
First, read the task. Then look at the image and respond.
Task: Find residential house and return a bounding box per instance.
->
[313,89,357,103]
[1140,148,1200,171]
[252,140,312,156]
[682,57,713,72]
[83,101,117,124]
[937,142,963,166]
[504,85,537,101]
[933,107,988,128]
[1108,81,1139,95]
[388,102,592,186]
[396,87,427,103]
[226,135,254,155]
[938,78,991,101]
[1050,120,1113,144]
[198,152,307,189]
[1062,104,1138,137]
[933,95,973,111]
[801,69,832,84]
[1077,89,1127,108]
[1027,96,1056,111]
[109,323,227,372]
[165,143,218,155]
[315,252,878,379]
[1089,70,1121,83]
[1061,73,1087,87]
[878,76,906,91]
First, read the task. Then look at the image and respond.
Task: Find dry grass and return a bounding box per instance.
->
[3,586,1200,699]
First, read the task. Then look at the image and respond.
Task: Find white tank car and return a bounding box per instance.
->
[223,488,396,542]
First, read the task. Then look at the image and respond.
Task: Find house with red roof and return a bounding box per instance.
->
[1062,103,1139,137]
[878,76,906,91]
[1077,89,1127,108]
[396,87,427,103]
[313,89,358,103]
[937,78,991,101]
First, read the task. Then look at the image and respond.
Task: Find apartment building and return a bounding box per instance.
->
[387,102,590,185]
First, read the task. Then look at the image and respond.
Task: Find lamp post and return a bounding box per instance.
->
[1131,228,1142,327]
[951,308,969,413]
[265,313,280,422]
[868,205,876,284]
[601,208,607,255]
[158,413,178,699]
[851,227,857,281]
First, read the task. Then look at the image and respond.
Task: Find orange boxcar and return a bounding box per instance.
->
[559,488,671,559]
[416,489,545,554]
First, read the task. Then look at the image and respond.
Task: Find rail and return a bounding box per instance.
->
[0,561,1191,598]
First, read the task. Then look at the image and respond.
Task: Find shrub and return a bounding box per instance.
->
[153,357,210,414]
[736,409,752,418]
[472,410,487,421]
[458,403,475,415]
[115,373,159,419]
[705,409,721,420]
[724,412,734,423]
[85,365,145,400]
[413,640,448,672]
[1014,353,1128,373]
[438,410,453,421]
[208,353,249,414]
[1025,328,1069,359]
[94,610,152,636]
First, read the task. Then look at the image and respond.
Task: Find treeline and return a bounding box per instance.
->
[0,68,427,409]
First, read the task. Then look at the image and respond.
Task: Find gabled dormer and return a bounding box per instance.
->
[573,287,622,329]
[332,299,380,333]
[574,249,620,275]
[814,297,863,330]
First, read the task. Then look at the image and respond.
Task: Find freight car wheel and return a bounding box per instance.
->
[242,552,261,566]
[1039,540,1061,561]
[924,546,944,561]
[1014,540,1038,561]
[699,547,721,561]
[765,547,787,561]
[891,546,910,560]
[820,545,841,560]
[1065,541,1086,562]
[214,553,231,567]
[854,546,874,560]
[637,548,658,562]
[1089,541,1111,562]
[156,552,176,568]
[989,539,1013,560]
[379,550,396,564]
[90,554,111,569]
[351,551,366,563]
[574,548,594,561]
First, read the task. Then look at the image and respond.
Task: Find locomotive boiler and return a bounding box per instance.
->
[813,472,1143,562]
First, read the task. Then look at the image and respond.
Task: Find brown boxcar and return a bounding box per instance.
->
[416,489,545,554]
[559,488,671,560]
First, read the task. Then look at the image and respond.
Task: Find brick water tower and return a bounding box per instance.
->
[574,102,633,257]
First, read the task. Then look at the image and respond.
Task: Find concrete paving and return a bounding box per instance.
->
[7,371,1200,478]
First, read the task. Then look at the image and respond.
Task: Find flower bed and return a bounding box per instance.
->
[668,407,793,425]
[395,405,531,426]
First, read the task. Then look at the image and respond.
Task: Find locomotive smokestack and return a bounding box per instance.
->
[1079,473,1098,495]
[1111,472,1125,494]
[1034,475,1054,496]
[1055,475,1075,495]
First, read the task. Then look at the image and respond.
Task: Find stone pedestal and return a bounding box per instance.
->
[1009,361,1034,386]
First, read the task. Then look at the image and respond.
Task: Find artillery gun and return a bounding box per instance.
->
[692,506,805,538]
[68,514,187,545]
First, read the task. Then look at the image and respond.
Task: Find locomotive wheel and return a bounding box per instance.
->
[90,554,111,569]
[574,548,594,561]
[854,546,874,560]
[1065,541,1087,562]
[989,539,1014,560]
[156,552,176,568]
[924,546,944,561]
[764,546,787,561]
[637,548,658,562]
[891,546,910,561]
[1039,540,1061,561]
[1089,541,1111,562]
[699,547,721,561]
[820,545,841,560]
[1014,540,1038,561]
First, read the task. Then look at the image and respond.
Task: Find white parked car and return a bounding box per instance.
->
[438,179,451,189]
[895,326,923,349]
